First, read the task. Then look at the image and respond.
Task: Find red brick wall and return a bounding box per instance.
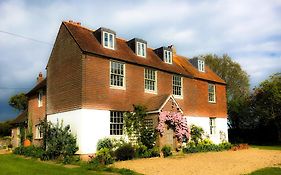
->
[47,24,227,118]
[47,25,83,115]
[82,54,227,118]
[28,91,46,145]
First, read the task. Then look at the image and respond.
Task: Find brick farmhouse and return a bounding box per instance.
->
[12,21,228,155]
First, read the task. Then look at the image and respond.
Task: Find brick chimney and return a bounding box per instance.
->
[37,72,44,84]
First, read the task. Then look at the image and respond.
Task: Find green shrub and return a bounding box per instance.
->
[97,138,114,151]
[190,125,204,145]
[115,143,135,161]
[13,146,24,155]
[161,145,172,157]
[150,146,160,157]
[13,146,44,158]
[95,148,114,165]
[87,158,105,170]
[140,127,156,149]
[41,121,78,164]
[183,140,232,153]
[135,145,160,158]
[135,144,147,158]
[219,142,232,150]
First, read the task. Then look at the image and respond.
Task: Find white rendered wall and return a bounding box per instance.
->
[186,116,228,144]
[47,109,110,154]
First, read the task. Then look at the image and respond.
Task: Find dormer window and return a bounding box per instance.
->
[103,31,115,49]
[136,42,146,57]
[188,57,206,73]
[127,38,147,58]
[198,60,205,72]
[164,50,172,64]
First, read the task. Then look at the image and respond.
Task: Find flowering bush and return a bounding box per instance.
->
[156,111,190,141]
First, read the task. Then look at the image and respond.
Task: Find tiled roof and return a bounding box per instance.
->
[26,78,46,97]
[145,94,183,113]
[10,110,27,126]
[145,94,170,112]
[63,21,225,84]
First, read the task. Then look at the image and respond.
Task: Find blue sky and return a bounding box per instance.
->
[0,0,280,121]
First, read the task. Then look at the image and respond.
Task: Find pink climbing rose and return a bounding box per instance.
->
[156,111,190,142]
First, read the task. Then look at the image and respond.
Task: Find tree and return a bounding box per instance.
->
[201,54,251,129]
[203,54,250,100]
[8,93,28,111]
[0,121,13,137]
[252,73,281,142]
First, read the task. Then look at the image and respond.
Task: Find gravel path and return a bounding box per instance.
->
[113,148,281,175]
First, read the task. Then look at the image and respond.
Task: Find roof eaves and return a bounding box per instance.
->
[26,78,47,97]
[82,50,194,79]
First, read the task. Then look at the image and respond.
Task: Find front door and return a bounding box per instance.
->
[165,126,174,148]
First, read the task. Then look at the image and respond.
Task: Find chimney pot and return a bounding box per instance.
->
[37,72,44,84]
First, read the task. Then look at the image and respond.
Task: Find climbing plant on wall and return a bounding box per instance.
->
[156,111,190,142]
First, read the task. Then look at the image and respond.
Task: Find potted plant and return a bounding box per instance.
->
[24,133,33,147]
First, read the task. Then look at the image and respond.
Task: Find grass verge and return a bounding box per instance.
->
[0,154,140,175]
[251,145,281,150]
[248,167,281,175]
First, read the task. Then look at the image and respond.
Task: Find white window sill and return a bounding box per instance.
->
[110,86,126,90]
[164,61,173,64]
[208,101,216,104]
[173,95,183,99]
[103,45,115,50]
[137,54,146,58]
[35,138,43,140]
[145,90,157,94]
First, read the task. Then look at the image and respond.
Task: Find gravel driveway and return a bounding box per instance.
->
[113,148,281,175]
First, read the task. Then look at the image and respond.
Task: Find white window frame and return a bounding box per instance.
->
[103,31,115,50]
[110,111,124,136]
[164,50,172,64]
[136,42,146,57]
[35,125,43,139]
[38,91,43,107]
[172,75,183,98]
[209,118,216,135]
[208,84,216,103]
[144,68,157,94]
[198,60,205,72]
[110,61,126,89]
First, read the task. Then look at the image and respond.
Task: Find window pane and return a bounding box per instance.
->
[137,42,141,55]
[104,32,108,47]
[110,111,124,135]
[173,75,182,96]
[110,61,125,87]
[144,69,156,91]
[109,34,113,48]
[141,43,145,56]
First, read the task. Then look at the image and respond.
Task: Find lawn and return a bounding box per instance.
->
[251,145,281,151]
[248,167,281,175]
[0,154,111,175]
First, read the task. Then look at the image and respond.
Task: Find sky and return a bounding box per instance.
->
[0,0,280,122]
